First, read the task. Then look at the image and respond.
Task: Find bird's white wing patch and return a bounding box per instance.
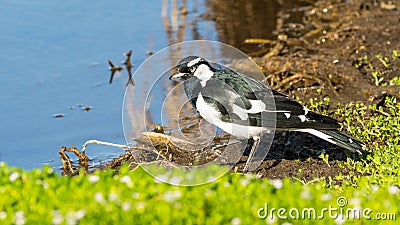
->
[303,106,310,115]
[298,115,307,122]
[231,104,249,120]
[247,100,266,113]
[230,99,266,120]
[295,129,337,145]
[233,99,291,116]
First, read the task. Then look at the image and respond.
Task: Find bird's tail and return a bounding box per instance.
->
[296,129,365,154]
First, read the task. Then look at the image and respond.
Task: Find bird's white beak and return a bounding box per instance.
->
[169,72,188,80]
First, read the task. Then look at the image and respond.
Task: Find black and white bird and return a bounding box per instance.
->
[170,56,365,171]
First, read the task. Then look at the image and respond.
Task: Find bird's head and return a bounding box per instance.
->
[169,56,211,80]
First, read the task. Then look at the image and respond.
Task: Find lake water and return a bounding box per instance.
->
[0,0,282,169]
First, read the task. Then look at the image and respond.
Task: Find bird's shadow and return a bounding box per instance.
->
[242,131,370,167]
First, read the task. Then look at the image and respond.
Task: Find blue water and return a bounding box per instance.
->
[0,0,217,169]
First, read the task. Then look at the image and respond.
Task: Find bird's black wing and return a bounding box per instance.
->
[195,67,364,153]
[210,69,340,130]
[271,90,340,130]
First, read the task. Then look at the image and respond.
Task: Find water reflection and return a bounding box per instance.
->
[205,0,279,48]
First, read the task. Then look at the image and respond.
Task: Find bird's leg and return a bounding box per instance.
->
[243,136,260,172]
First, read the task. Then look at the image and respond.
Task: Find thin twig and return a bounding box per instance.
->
[82,140,130,153]
[280,73,316,86]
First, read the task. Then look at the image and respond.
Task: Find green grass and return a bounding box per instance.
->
[0,163,399,224]
[354,52,399,86]
[1,94,399,224]
[307,94,400,186]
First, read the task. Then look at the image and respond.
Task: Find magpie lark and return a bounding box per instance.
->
[170,56,365,171]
